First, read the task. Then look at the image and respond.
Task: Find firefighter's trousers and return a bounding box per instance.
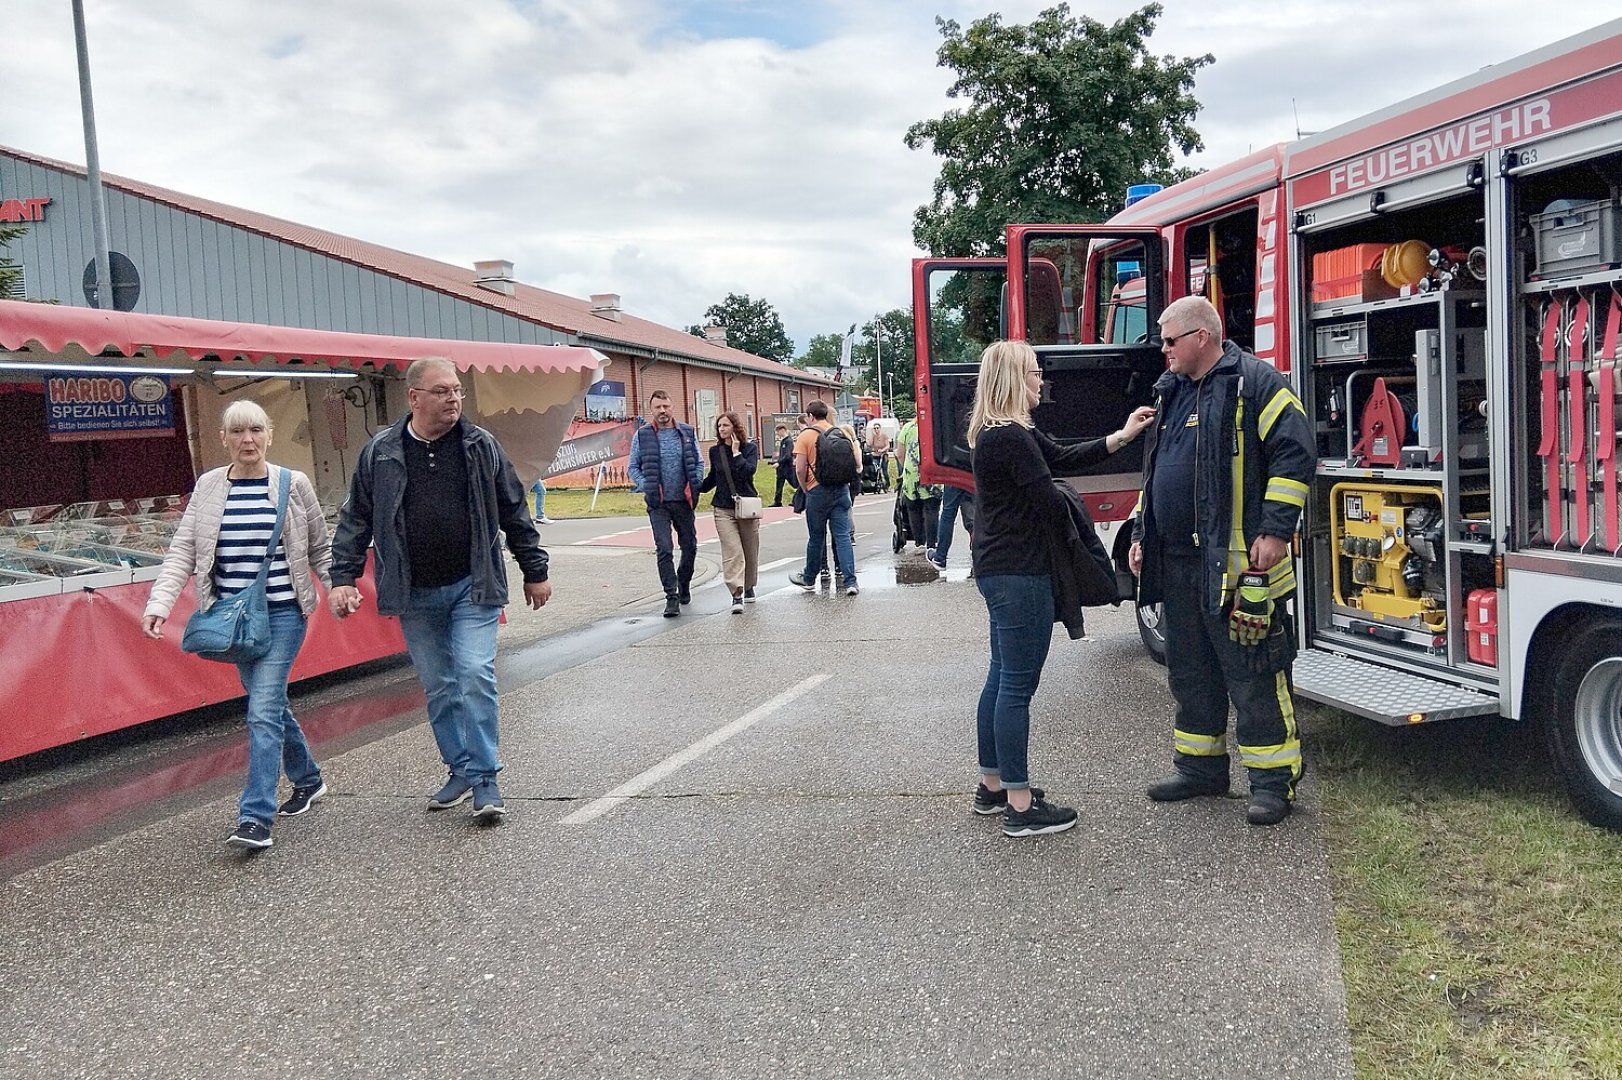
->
[1159,552,1303,799]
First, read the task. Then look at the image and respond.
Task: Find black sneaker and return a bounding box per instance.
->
[663,596,681,617]
[743,588,756,603]
[679,586,692,605]
[1002,796,1078,838]
[730,593,744,613]
[972,784,1045,816]
[473,781,507,819]
[277,781,327,817]
[1247,791,1292,826]
[226,821,273,849]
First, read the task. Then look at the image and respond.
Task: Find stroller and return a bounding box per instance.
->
[860,451,885,494]
[891,485,916,552]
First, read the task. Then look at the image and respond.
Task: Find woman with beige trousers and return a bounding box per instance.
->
[699,411,761,613]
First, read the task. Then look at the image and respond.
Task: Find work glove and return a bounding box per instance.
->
[1228,569,1273,647]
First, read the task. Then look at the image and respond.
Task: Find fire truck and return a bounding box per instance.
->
[912,19,1622,830]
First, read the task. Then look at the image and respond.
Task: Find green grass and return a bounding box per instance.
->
[1312,708,1622,1079]
[536,459,892,519]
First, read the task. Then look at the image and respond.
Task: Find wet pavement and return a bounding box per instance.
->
[0,514,1353,1080]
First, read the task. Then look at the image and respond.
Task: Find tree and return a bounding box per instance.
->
[0,223,25,299]
[796,332,844,372]
[904,3,1210,256]
[847,309,916,414]
[687,293,794,363]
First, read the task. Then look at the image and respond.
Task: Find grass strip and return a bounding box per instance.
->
[1312,706,1622,1079]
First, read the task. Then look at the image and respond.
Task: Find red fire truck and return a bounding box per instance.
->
[913,19,1622,829]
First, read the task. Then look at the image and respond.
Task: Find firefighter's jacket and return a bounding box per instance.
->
[1131,340,1315,614]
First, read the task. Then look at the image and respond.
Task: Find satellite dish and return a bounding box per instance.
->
[82,251,141,311]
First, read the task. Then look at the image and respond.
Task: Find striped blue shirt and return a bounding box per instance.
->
[214,476,295,603]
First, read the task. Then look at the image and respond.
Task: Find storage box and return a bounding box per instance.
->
[1312,244,1387,303]
[1314,320,1368,362]
[1531,197,1622,279]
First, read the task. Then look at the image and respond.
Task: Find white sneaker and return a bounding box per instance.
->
[731,593,744,613]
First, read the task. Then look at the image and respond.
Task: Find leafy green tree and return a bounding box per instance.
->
[904,2,1210,256]
[847,309,916,414]
[796,332,844,372]
[687,293,794,363]
[0,223,26,299]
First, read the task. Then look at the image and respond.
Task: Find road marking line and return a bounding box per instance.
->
[559,672,831,825]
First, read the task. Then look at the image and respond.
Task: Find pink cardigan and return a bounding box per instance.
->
[144,464,331,620]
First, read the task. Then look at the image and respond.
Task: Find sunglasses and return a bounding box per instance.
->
[1160,328,1205,349]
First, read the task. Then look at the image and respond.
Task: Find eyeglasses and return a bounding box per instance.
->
[1160,328,1205,349]
[414,385,466,399]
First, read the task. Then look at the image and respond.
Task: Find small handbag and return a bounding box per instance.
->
[180,468,291,664]
[719,447,763,519]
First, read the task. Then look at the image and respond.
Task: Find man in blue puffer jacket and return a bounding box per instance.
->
[627,389,705,618]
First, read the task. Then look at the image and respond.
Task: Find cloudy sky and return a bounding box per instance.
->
[8,1,1621,351]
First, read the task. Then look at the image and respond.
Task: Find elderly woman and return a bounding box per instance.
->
[143,400,332,851]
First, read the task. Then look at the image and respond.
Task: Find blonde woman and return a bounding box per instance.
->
[698,411,761,612]
[968,341,1154,838]
[143,400,332,851]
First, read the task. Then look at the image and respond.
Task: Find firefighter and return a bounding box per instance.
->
[1128,296,1316,825]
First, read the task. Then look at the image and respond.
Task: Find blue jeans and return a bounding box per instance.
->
[803,483,855,582]
[529,479,546,517]
[235,605,320,826]
[935,485,973,560]
[648,500,698,598]
[400,576,503,784]
[975,574,1055,789]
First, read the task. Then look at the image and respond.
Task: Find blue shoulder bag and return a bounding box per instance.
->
[180,468,291,664]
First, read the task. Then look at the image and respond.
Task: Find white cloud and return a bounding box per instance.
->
[7,1,1621,349]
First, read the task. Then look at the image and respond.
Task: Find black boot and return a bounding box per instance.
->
[663,596,681,618]
[1146,773,1230,802]
[1247,791,1291,825]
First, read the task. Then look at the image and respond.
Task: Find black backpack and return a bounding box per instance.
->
[813,425,858,486]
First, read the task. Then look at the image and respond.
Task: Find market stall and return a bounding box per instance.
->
[0,299,603,761]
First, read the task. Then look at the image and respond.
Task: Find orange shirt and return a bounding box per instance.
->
[794,422,829,490]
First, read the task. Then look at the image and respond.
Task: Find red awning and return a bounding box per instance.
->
[0,299,605,375]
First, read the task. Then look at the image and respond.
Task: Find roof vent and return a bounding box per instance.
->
[590,293,623,322]
[473,259,516,297]
[702,324,727,346]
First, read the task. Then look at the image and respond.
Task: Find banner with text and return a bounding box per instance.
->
[544,420,638,480]
[45,373,176,442]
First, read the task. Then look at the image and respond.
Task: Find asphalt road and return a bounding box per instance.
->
[0,504,1353,1080]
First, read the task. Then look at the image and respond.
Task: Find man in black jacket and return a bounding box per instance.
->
[330,357,550,821]
[1129,297,1315,826]
[771,422,798,506]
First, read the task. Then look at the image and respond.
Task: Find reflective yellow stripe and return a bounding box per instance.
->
[1174,729,1227,757]
[1134,490,1144,515]
[1239,743,1302,769]
[1267,559,1296,600]
[1265,477,1308,508]
[1224,396,1246,596]
[1258,387,1305,441]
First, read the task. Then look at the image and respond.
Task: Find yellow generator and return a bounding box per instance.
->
[1329,483,1447,645]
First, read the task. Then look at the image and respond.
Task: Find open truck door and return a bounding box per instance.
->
[912,258,1008,491]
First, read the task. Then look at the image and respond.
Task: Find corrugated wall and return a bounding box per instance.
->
[1,154,566,346]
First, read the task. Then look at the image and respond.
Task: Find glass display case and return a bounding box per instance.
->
[0,497,185,598]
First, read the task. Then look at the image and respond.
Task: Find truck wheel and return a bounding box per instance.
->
[1136,601,1167,666]
[1543,618,1622,831]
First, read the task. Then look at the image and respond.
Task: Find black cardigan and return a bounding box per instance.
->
[698,441,760,510]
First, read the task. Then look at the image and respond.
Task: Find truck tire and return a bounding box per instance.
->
[1542,618,1622,831]
[1136,601,1167,666]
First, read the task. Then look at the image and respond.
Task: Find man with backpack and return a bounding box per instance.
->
[788,400,859,596]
